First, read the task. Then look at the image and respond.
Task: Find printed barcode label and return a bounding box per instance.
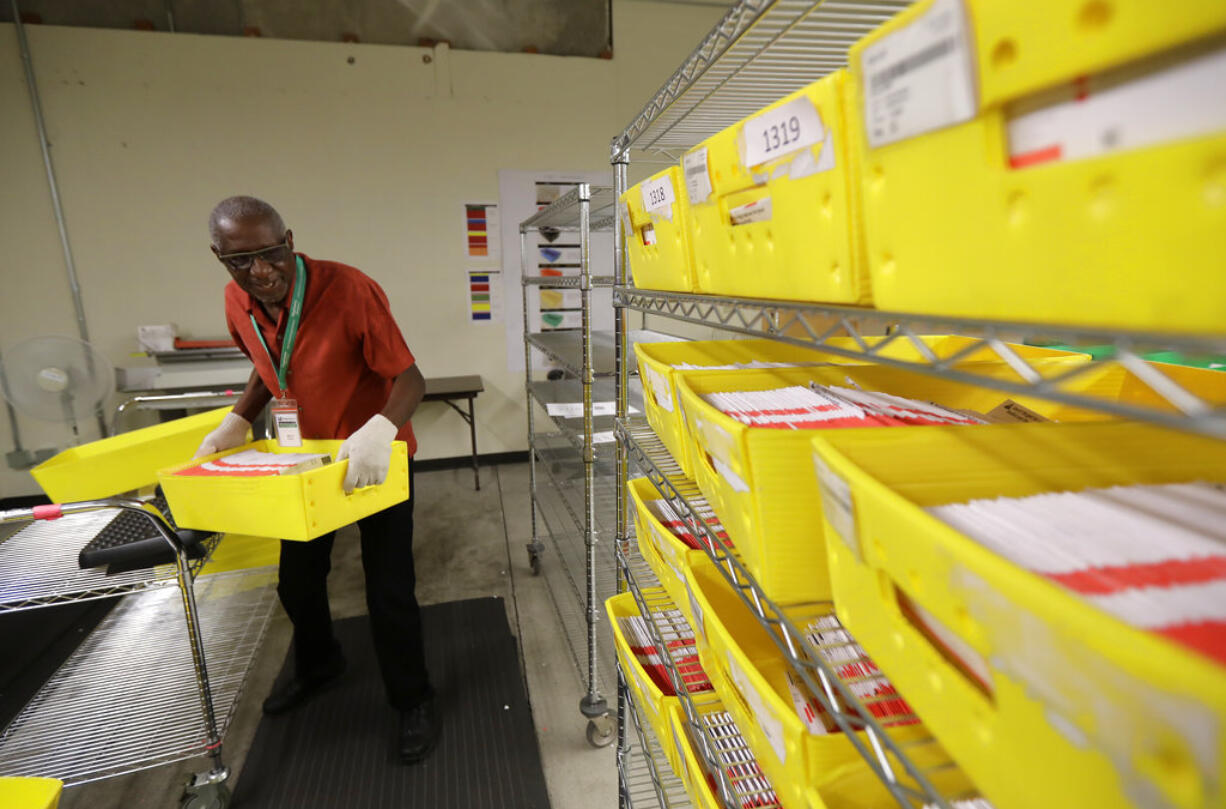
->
[860,0,976,148]
[641,175,675,214]
[683,147,713,204]
[814,454,859,559]
[741,94,824,168]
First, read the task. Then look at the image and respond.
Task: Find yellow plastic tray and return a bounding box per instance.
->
[667,703,723,809]
[608,592,684,775]
[630,475,733,635]
[0,778,61,809]
[636,339,841,478]
[158,439,409,541]
[636,337,1089,477]
[685,70,869,304]
[622,166,698,292]
[685,560,973,809]
[849,0,1226,332]
[675,360,1102,605]
[30,408,230,502]
[812,421,1226,809]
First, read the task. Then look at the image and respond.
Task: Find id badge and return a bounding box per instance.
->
[270,398,303,448]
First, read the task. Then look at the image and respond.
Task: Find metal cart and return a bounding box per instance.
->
[0,497,275,809]
[519,185,624,746]
[606,1,1226,807]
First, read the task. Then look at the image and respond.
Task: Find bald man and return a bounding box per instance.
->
[196,195,438,763]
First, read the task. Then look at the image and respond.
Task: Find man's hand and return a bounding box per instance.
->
[337,414,397,494]
[193,412,251,459]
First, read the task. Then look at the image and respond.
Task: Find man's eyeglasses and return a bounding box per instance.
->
[217,240,291,272]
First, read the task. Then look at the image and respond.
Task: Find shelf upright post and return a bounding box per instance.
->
[611,145,631,809]
[521,227,544,572]
[577,184,608,722]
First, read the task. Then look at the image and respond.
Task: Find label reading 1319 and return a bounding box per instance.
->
[742,95,824,168]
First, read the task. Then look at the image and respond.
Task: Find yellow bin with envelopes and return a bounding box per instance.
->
[608,592,684,775]
[676,359,1226,607]
[634,337,1088,478]
[812,421,1226,809]
[849,0,1226,332]
[621,166,698,292]
[684,70,869,304]
[158,439,409,541]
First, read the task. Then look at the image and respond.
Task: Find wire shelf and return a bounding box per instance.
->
[0,569,277,785]
[620,670,694,809]
[0,510,220,612]
[614,286,1226,441]
[619,418,980,809]
[520,184,619,232]
[613,0,910,158]
[524,275,616,288]
[528,377,645,460]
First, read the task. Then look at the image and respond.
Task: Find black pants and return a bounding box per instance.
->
[276,459,431,711]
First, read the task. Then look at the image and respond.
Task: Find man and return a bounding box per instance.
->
[194,195,439,763]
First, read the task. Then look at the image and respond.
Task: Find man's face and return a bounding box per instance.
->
[211,216,296,306]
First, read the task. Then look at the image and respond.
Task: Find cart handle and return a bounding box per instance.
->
[0,497,185,552]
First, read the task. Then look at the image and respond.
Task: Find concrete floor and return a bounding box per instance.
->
[57,460,616,809]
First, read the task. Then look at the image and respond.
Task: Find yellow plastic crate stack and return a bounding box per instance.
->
[811,422,1226,809]
[622,70,867,304]
[616,2,1226,808]
[850,0,1226,331]
[621,0,1226,332]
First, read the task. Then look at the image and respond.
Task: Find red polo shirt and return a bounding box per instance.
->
[224,254,418,456]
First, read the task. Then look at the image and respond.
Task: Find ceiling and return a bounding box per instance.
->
[1,0,617,57]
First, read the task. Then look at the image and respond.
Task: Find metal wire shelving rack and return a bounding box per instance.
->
[521,182,621,746]
[0,499,277,808]
[607,1,1226,808]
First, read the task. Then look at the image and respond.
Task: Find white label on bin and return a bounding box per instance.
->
[861,0,977,148]
[814,454,860,559]
[683,147,713,204]
[726,650,787,765]
[1006,40,1226,169]
[742,95,825,168]
[728,196,772,226]
[646,365,674,413]
[641,175,676,219]
[685,577,705,639]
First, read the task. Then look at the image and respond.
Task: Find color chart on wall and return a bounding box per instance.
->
[467,270,502,323]
[464,203,500,262]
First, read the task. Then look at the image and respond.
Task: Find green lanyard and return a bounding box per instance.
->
[249,255,306,397]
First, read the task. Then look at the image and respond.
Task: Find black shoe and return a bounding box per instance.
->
[398,697,440,764]
[262,653,346,716]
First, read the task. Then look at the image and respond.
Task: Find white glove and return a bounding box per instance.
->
[337,414,397,494]
[193,412,251,459]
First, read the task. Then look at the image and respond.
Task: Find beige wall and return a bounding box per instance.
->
[0,0,726,497]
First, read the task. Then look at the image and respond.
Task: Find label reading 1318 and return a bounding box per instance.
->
[742,95,824,168]
[640,175,675,213]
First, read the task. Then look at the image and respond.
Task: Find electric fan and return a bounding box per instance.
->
[0,336,114,443]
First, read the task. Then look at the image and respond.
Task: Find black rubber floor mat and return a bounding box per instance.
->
[231,597,551,809]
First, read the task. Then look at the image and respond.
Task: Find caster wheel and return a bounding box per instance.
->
[586,715,615,748]
[181,781,230,809]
